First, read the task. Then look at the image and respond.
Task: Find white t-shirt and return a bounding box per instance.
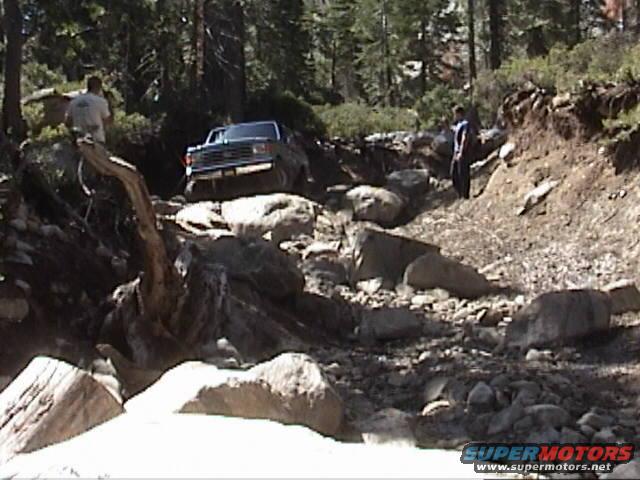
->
[67,92,111,143]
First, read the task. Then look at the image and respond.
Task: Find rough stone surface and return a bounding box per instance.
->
[488,403,524,435]
[0,357,123,464]
[386,169,431,198]
[126,354,344,436]
[221,194,320,243]
[0,297,29,323]
[404,252,493,299]
[350,227,440,285]
[467,382,495,413]
[345,186,405,224]
[250,353,344,436]
[603,279,640,315]
[506,290,612,349]
[355,408,416,447]
[359,307,423,342]
[175,202,227,231]
[524,404,571,428]
[0,414,495,478]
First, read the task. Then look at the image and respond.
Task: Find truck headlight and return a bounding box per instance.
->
[253,143,272,155]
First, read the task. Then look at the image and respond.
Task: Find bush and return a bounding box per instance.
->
[415,85,466,129]
[314,103,416,139]
[245,90,327,137]
[107,111,155,149]
[474,33,640,119]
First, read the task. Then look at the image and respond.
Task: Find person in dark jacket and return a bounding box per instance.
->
[450,105,477,199]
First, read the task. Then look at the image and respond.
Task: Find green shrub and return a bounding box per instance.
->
[314,103,416,139]
[415,85,466,129]
[107,111,155,149]
[474,33,640,117]
[245,90,327,137]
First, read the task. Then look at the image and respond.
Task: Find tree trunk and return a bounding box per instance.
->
[419,19,428,97]
[76,139,181,328]
[381,0,392,106]
[488,0,503,70]
[191,0,205,93]
[222,0,246,122]
[2,0,26,140]
[573,0,581,45]
[467,0,477,96]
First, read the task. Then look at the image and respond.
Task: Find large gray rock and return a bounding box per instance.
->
[506,290,612,349]
[345,186,405,224]
[125,354,343,436]
[250,353,344,436]
[220,194,320,244]
[351,227,440,285]
[603,459,640,479]
[0,357,123,464]
[386,169,431,198]
[199,236,305,299]
[403,252,492,299]
[175,201,228,231]
[0,414,493,478]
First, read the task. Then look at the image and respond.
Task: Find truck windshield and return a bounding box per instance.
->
[223,123,278,141]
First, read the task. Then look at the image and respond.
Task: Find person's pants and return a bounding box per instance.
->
[450,154,471,199]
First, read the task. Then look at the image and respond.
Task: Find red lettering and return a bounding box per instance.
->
[538,446,559,461]
[558,446,574,461]
[618,445,634,462]
[603,447,619,461]
[588,447,604,462]
[575,445,590,461]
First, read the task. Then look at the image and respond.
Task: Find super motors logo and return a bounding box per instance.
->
[461,443,635,475]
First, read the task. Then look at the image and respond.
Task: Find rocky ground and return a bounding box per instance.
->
[1,90,640,478]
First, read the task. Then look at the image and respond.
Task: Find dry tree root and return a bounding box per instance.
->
[76,138,183,332]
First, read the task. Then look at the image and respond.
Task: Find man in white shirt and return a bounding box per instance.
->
[65,76,112,143]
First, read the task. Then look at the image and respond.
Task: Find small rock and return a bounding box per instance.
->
[0,376,11,392]
[0,298,29,323]
[388,371,409,388]
[524,404,570,428]
[467,382,495,413]
[423,377,450,403]
[359,307,423,342]
[603,460,640,479]
[592,427,617,443]
[15,240,34,253]
[111,258,128,278]
[513,416,534,432]
[477,308,502,327]
[561,427,587,444]
[14,280,31,296]
[488,403,524,435]
[499,142,516,161]
[96,245,113,258]
[357,278,385,294]
[580,424,597,438]
[577,411,614,430]
[411,294,431,308]
[526,427,561,443]
[525,348,553,362]
[356,409,416,447]
[603,279,640,315]
[8,219,27,232]
[40,225,66,241]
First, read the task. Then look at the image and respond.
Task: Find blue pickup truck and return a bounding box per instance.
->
[183,121,310,200]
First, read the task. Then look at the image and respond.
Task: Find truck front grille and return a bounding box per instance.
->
[199,146,253,165]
